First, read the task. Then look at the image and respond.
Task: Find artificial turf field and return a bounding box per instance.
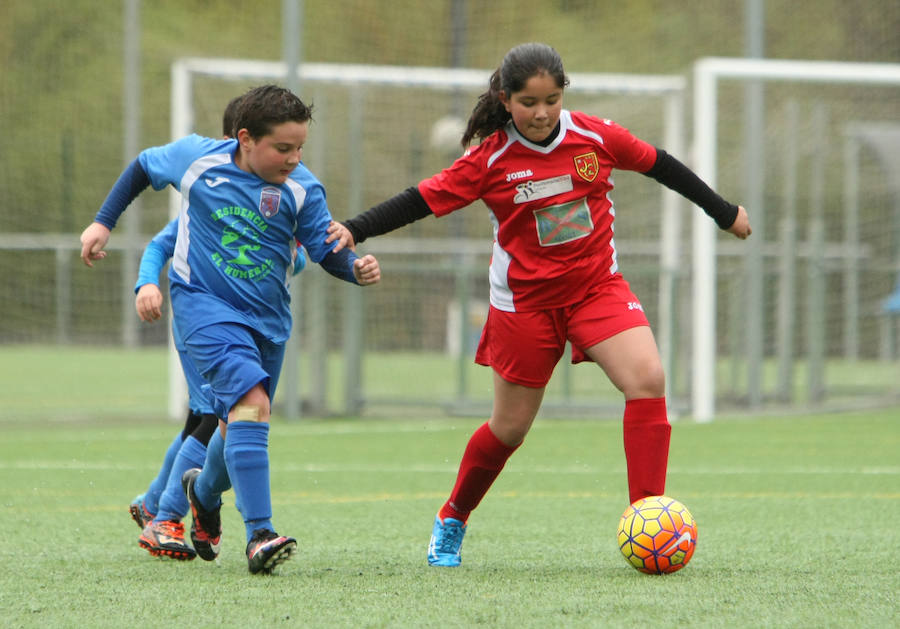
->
[1,409,897,628]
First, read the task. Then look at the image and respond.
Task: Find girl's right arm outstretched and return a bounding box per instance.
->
[338,186,434,249]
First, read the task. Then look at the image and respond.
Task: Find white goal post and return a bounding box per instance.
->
[691,57,900,422]
[167,57,686,420]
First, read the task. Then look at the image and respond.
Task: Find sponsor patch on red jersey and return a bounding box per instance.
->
[573,152,599,182]
[533,198,594,246]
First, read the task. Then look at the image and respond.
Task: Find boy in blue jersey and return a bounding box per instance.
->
[126,94,327,558]
[80,85,380,574]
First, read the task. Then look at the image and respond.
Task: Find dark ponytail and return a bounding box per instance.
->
[461,43,569,147]
[461,70,507,147]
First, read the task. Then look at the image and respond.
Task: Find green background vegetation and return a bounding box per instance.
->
[1,0,898,235]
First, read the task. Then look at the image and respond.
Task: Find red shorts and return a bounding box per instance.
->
[474,274,649,388]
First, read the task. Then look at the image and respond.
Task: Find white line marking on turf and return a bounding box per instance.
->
[0,460,897,476]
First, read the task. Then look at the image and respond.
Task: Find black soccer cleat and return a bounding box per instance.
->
[246,528,297,575]
[181,468,222,561]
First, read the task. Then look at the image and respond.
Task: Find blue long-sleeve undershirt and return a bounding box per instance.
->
[134,239,170,292]
[94,159,151,229]
[318,247,358,284]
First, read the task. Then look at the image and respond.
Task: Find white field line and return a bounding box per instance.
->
[0,460,897,476]
[9,422,480,443]
[5,489,898,508]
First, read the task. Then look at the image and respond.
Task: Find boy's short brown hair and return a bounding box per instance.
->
[233,85,313,140]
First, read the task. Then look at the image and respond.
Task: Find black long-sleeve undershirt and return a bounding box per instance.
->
[642,148,739,229]
[341,147,739,245]
[341,186,432,246]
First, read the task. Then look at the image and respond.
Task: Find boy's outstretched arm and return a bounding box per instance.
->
[318,247,380,286]
[79,158,152,267]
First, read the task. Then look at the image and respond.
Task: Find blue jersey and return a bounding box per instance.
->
[138,135,337,343]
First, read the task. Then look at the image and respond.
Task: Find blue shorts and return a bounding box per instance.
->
[177,348,215,415]
[183,322,286,421]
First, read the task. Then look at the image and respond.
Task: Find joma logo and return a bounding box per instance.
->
[506,169,534,182]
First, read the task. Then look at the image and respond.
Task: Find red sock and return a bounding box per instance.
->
[623,397,670,504]
[439,422,518,523]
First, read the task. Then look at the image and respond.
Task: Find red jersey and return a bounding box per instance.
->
[418,110,657,312]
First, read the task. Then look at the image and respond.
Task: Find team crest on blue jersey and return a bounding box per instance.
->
[259,187,282,219]
[574,152,599,183]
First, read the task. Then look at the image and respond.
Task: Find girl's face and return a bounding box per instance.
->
[236,120,308,185]
[501,71,564,143]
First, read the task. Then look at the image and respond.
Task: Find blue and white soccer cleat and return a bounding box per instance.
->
[427,515,467,567]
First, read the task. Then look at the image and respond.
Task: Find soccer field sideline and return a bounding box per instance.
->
[3,458,899,477]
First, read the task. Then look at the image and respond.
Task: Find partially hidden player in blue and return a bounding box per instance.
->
[127,217,218,560]
[80,84,381,574]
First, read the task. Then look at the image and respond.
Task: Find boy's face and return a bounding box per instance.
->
[236,120,308,185]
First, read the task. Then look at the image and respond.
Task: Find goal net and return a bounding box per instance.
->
[169,57,687,418]
[690,57,900,421]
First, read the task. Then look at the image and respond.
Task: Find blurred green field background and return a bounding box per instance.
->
[2,345,897,423]
[1,361,897,626]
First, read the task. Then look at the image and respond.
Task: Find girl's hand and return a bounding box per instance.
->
[326,221,356,253]
[727,206,752,239]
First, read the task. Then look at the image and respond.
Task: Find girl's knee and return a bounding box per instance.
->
[626,360,666,399]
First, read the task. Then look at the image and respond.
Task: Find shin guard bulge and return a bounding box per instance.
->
[623,397,670,503]
[440,422,519,522]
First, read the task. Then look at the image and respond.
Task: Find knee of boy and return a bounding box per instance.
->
[230,403,269,423]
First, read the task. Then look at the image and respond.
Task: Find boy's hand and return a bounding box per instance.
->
[80,222,111,267]
[353,254,380,286]
[326,221,356,253]
[135,284,164,322]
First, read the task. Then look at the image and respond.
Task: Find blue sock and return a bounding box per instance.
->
[144,432,183,513]
[194,428,230,512]
[154,436,207,522]
[224,421,274,542]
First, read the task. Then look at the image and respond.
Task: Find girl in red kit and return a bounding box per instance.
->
[333,42,752,566]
